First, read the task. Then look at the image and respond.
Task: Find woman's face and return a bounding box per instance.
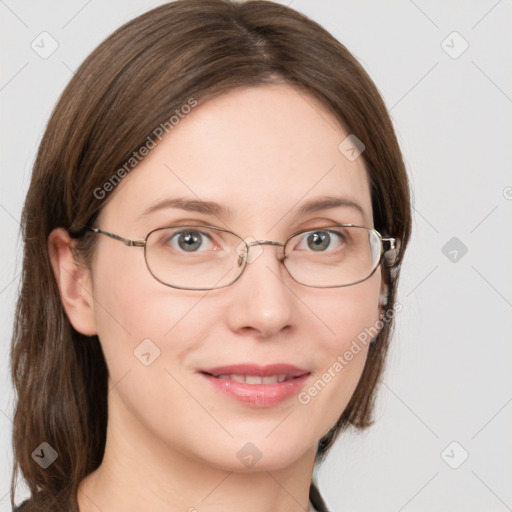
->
[84,84,385,471]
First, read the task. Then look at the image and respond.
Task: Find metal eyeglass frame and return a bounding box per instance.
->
[86,224,396,290]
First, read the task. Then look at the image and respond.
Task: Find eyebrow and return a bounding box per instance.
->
[139,195,367,221]
[296,196,366,219]
[140,197,230,218]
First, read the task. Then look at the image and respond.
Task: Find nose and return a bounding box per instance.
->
[226,240,295,339]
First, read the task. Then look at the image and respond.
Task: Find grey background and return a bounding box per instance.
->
[1,1,511,510]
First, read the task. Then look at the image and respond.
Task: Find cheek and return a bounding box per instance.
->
[90,248,222,396]
[298,276,381,431]
[90,253,214,432]
[90,248,196,371]
[319,273,381,350]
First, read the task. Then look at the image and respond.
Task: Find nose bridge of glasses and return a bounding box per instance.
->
[241,239,286,264]
[248,240,283,248]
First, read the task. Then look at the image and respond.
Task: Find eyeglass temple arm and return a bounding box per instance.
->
[87,227,146,247]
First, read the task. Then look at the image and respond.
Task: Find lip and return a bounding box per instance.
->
[200,363,309,378]
[198,363,311,408]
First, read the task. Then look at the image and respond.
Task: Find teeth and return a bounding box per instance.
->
[214,374,290,384]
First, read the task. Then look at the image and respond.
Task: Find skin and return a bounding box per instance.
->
[49,84,387,512]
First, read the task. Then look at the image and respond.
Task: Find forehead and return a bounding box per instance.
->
[100,84,373,232]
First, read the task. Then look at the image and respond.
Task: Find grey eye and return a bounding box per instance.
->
[297,230,345,252]
[176,231,203,252]
[163,229,215,253]
[307,231,330,251]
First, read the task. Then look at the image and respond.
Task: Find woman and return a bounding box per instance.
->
[10,1,411,510]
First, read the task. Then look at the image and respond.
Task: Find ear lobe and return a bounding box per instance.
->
[48,227,97,336]
[378,284,388,311]
[376,273,390,330]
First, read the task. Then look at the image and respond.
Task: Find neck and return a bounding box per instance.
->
[78,388,317,512]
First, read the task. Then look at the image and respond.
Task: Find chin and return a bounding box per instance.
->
[201,435,315,473]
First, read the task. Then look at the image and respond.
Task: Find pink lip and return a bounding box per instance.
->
[200,363,309,378]
[198,363,311,408]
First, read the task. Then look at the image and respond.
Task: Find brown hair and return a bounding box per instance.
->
[10,1,411,510]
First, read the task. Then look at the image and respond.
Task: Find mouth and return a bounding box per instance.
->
[200,372,302,384]
[197,363,311,407]
[199,363,310,381]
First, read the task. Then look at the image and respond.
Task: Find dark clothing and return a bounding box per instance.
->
[310,481,330,512]
[12,500,28,511]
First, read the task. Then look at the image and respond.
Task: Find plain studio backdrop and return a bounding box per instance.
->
[1,1,511,511]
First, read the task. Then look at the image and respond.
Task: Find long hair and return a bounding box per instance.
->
[10,1,412,510]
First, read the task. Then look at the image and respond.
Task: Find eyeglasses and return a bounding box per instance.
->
[86,224,396,290]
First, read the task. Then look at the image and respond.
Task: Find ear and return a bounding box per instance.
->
[48,228,98,336]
